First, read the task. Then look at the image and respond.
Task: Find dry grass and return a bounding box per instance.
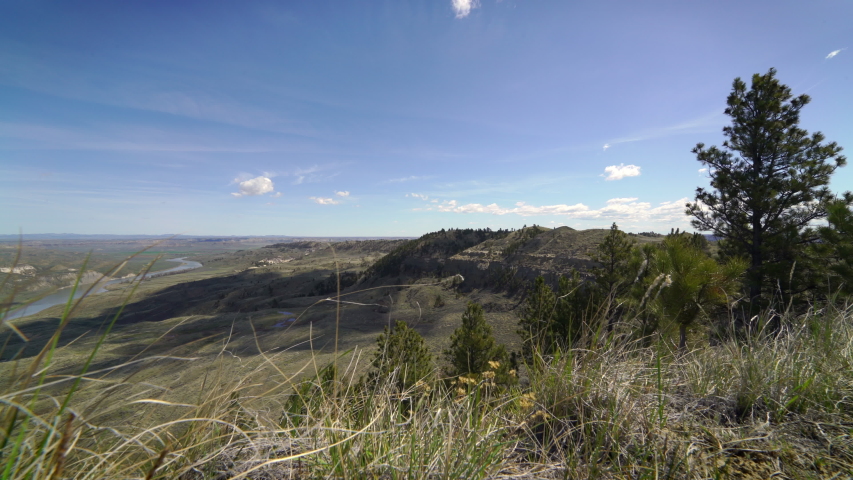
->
[2,253,853,478]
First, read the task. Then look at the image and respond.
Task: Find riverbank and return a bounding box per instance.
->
[4,258,203,321]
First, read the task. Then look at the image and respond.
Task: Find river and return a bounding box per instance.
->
[4,258,203,321]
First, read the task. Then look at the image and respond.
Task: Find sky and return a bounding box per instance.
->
[1,0,851,237]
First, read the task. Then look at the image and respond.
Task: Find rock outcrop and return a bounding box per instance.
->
[444,226,610,288]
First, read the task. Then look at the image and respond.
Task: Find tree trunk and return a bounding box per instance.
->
[750,209,763,311]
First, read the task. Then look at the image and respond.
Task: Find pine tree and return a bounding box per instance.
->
[591,223,636,298]
[652,233,746,351]
[444,302,512,384]
[517,276,556,361]
[553,272,590,348]
[686,68,849,305]
[367,320,434,391]
[819,199,853,295]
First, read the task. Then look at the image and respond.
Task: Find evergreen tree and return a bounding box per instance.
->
[552,272,589,348]
[591,223,636,298]
[444,302,512,384]
[819,199,853,295]
[367,320,434,391]
[651,233,746,351]
[517,276,556,361]
[686,68,849,305]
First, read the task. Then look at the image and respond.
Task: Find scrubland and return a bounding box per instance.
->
[1,232,852,479]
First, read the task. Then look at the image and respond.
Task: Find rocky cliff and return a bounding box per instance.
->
[444,226,610,289]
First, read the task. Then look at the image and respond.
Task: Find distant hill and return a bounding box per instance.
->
[363,226,665,290]
[0,234,412,242]
[363,228,512,279]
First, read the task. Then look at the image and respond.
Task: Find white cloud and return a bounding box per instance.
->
[437,200,591,216]
[429,197,691,224]
[335,190,350,197]
[231,176,275,197]
[826,48,846,60]
[602,144,610,151]
[452,0,479,18]
[310,196,340,205]
[407,193,429,200]
[607,197,639,204]
[603,164,641,181]
[271,192,283,198]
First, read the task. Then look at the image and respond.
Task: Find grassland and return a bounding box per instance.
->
[1,231,851,478]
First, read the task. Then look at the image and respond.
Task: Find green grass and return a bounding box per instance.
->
[2,250,853,478]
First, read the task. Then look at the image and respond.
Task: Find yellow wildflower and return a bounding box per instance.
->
[413,380,431,393]
[518,392,536,409]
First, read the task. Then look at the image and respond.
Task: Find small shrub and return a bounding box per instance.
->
[444,302,515,386]
[365,320,434,391]
[433,294,445,308]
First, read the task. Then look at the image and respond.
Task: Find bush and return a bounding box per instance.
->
[649,233,745,350]
[444,302,515,386]
[366,320,434,391]
[820,199,853,295]
[517,276,556,362]
[433,294,445,308]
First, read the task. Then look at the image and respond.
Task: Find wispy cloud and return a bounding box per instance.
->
[231,176,275,197]
[602,144,610,151]
[0,122,275,153]
[452,0,479,18]
[272,192,283,198]
[427,197,690,224]
[335,190,350,197]
[310,196,340,205]
[826,48,846,60]
[407,193,429,200]
[383,175,432,184]
[604,111,725,148]
[0,49,316,137]
[292,165,340,184]
[602,164,641,181]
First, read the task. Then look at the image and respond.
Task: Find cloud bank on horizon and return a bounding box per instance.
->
[418,196,689,225]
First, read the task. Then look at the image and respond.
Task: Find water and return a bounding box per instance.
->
[4,258,202,321]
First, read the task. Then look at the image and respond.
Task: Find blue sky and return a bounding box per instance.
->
[1,0,851,237]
